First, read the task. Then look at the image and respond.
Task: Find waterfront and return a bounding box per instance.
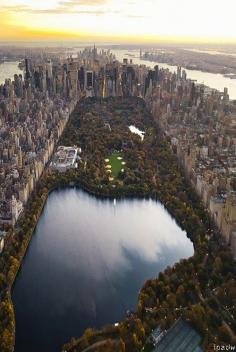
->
[12,188,193,352]
[1,49,236,99]
[0,61,22,84]
[111,49,236,100]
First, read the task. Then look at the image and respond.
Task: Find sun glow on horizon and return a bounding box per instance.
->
[0,0,236,44]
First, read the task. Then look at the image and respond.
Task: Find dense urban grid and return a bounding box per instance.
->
[0,46,236,351]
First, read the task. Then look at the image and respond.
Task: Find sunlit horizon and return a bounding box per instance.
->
[1,0,236,44]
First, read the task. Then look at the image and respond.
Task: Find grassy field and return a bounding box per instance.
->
[105,151,124,178]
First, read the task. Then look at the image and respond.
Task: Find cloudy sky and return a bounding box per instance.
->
[0,0,236,43]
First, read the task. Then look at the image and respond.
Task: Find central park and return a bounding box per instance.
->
[0,97,235,352]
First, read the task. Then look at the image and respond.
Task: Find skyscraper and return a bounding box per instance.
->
[85,71,94,89]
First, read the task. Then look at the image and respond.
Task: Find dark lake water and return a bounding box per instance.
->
[12,188,193,352]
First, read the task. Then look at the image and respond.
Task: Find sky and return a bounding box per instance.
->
[0,0,236,44]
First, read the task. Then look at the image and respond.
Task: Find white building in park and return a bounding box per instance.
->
[51,146,81,173]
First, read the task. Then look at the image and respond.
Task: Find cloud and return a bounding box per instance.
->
[58,0,108,6]
[1,6,109,15]
[2,5,30,12]
[30,8,107,15]
[127,14,146,18]
[1,0,110,15]
[32,9,107,14]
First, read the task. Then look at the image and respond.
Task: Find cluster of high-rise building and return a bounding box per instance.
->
[145,65,236,259]
[1,45,236,259]
[0,59,78,231]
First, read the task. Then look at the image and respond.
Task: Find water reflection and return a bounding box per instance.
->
[13,189,193,352]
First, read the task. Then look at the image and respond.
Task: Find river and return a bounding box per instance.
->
[12,188,193,352]
[0,61,22,84]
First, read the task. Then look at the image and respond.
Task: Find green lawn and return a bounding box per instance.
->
[105,151,124,178]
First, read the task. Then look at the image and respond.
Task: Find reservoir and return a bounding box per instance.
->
[12,188,193,352]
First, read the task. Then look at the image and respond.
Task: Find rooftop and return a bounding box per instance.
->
[151,319,203,352]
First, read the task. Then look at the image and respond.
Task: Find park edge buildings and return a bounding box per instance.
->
[0,47,116,236]
[146,71,236,259]
[0,58,80,230]
[0,46,236,259]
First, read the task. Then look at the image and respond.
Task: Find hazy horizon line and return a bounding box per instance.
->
[1,40,236,47]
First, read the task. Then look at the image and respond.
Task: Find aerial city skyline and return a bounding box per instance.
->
[0,1,236,352]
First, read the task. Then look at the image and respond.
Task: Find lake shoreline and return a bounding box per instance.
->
[12,186,193,352]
